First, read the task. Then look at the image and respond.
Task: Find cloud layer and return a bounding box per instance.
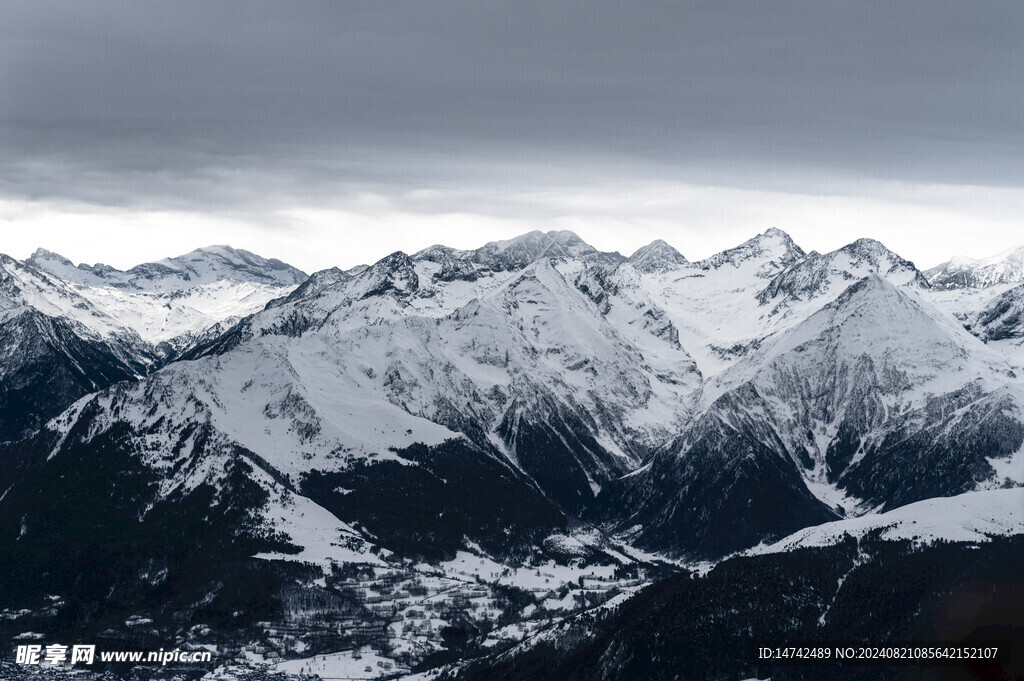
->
[1,1,1022,269]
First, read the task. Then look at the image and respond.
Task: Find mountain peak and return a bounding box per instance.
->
[545,229,589,247]
[761,226,792,239]
[26,245,308,291]
[188,244,235,255]
[625,239,688,273]
[757,237,928,309]
[834,238,929,287]
[841,237,895,258]
[412,244,460,262]
[354,251,419,299]
[28,248,75,267]
[374,250,415,269]
[771,272,1000,381]
[697,227,805,275]
[468,230,622,270]
[24,248,114,284]
[755,227,802,252]
[926,245,1024,290]
[153,245,309,284]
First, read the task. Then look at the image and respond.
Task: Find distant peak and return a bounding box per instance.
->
[355,251,419,298]
[153,245,308,285]
[842,237,889,253]
[946,254,980,268]
[467,229,608,270]
[183,244,243,259]
[834,239,926,284]
[544,229,587,245]
[412,244,457,260]
[633,239,673,251]
[698,227,805,274]
[945,245,1024,269]
[28,248,74,266]
[742,227,802,252]
[175,244,249,261]
[761,227,791,239]
[373,250,415,268]
[626,239,688,272]
[757,227,803,252]
[927,243,1024,290]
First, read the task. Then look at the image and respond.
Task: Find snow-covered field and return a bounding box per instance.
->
[749,488,1024,555]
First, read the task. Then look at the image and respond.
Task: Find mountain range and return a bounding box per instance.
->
[0,230,1021,680]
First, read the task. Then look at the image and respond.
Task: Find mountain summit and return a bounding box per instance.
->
[28,244,308,291]
[696,227,805,274]
[926,245,1024,290]
[625,239,688,272]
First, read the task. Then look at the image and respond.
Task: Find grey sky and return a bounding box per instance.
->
[1,1,1022,270]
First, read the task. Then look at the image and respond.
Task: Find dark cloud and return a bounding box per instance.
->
[2,0,1022,211]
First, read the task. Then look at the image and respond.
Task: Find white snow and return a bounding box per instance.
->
[986,443,1024,486]
[749,488,1024,555]
[13,230,1024,680]
[930,245,1024,289]
[273,646,405,679]
[68,279,294,345]
[251,484,385,569]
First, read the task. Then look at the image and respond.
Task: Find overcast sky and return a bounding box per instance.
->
[1,1,1022,271]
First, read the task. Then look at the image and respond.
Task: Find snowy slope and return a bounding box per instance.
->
[749,488,1024,555]
[3,228,1024,678]
[599,274,1022,557]
[23,247,305,351]
[962,282,1024,342]
[20,228,1019,558]
[66,279,297,348]
[623,239,688,273]
[0,253,146,344]
[28,244,307,291]
[0,254,156,439]
[926,245,1024,290]
[708,273,1011,408]
[756,237,929,320]
[186,250,701,512]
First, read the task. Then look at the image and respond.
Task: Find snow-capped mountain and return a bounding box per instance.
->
[622,239,687,273]
[598,228,812,378]
[186,243,700,513]
[964,282,1024,342]
[1,229,1021,679]
[0,246,307,441]
[697,225,805,273]
[597,245,1019,557]
[7,229,1020,559]
[0,254,154,440]
[459,229,625,271]
[27,244,307,291]
[748,487,1024,555]
[926,245,1024,290]
[756,237,929,316]
[25,246,307,353]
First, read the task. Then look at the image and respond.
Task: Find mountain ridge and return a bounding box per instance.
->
[1,228,1021,679]
[926,244,1024,290]
[27,244,308,291]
